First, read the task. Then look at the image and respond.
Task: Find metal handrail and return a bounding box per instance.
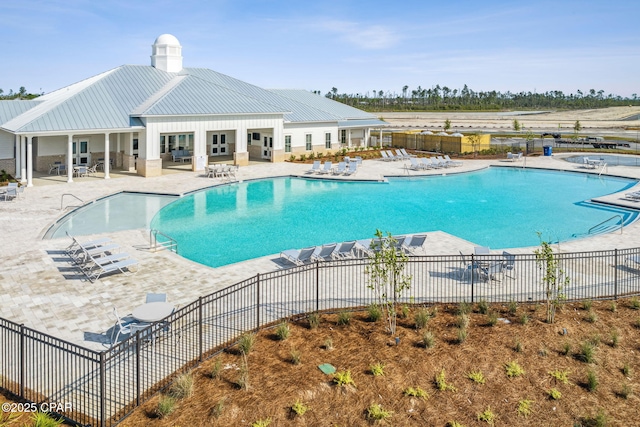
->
[589,214,623,234]
[150,229,178,253]
[60,193,84,210]
[598,162,608,176]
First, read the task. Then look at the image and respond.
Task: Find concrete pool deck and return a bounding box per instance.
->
[2,153,640,350]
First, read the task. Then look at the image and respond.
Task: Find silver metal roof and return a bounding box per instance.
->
[271,89,377,120]
[0,100,42,125]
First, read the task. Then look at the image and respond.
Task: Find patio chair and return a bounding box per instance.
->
[306,160,321,174]
[436,156,450,167]
[385,150,400,161]
[458,251,479,280]
[2,183,18,201]
[86,258,138,282]
[332,161,347,175]
[65,233,112,256]
[344,161,358,176]
[502,251,516,278]
[395,149,409,160]
[72,243,121,265]
[146,292,168,303]
[280,246,316,266]
[332,241,357,259]
[354,156,363,164]
[380,151,392,161]
[420,157,435,169]
[317,161,333,174]
[110,307,134,347]
[400,148,416,158]
[81,252,130,270]
[444,155,463,167]
[402,234,427,254]
[311,243,338,262]
[480,261,504,282]
[506,152,515,161]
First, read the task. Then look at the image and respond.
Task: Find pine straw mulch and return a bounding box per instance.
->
[116,300,640,426]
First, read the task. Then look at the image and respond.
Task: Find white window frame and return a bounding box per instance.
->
[305,134,312,151]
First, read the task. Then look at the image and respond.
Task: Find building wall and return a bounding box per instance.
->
[0,130,15,160]
[283,122,338,154]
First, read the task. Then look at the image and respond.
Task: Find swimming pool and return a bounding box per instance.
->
[566,155,640,167]
[149,168,638,267]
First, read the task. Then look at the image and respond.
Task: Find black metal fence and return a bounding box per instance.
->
[2,247,640,426]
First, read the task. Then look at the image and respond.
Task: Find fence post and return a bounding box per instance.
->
[614,249,618,300]
[315,262,320,313]
[135,332,141,405]
[256,273,261,331]
[99,351,106,427]
[470,255,475,303]
[19,324,24,398]
[198,297,203,362]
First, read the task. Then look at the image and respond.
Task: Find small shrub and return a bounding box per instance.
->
[505,361,525,378]
[367,303,382,322]
[308,312,320,329]
[275,321,290,340]
[548,388,562,400]
[610,301,617,312]
[370,362,385,376]
[404,386,429,398]
[630,297,640,310]
[518,313,529,325]
[477,299,489,314]
[517,399,534,418]
[290,348,301,365]
[400,304,410,319]
[291,399,309,416]
[238,332,256,355]
[32,412,64,427]
[457,327,468,344]
[435,369,457,392]
[210,358,222,379]
[333,370,355,387]
[610,329,619,348]
[209,397,226,419]
[458,300,472,315]
[336,310,352,326]
[467,370,486,384]
[514,340,523,353]
[586,369,598,392]
[578,341,596,364]
[549,369,570,384]
[155,396,176,419]
[487,311,498,326]
[619,384,633,399]
[562,342,571,356]
[288,154,296,162]
[324,337,333,350]
[170,373,193,399]
[298,154,306,162]
[414,308,430,329]
[251,418,271,427]
[585,310,598,323]
[422,330,436,348]
[538,347,548,357]
[457,313,470,329]
[508,300,518,315]
[477,407,496,425]
[236,357,250,390]
[448,422,465,427]
[367,403,392,421]
[589,334,601,347]
[582,299,593,311]
[622,362,632,377]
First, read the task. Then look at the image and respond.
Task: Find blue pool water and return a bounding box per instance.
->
[149,168,638,267]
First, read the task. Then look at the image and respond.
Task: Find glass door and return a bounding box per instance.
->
[72,140,90,165]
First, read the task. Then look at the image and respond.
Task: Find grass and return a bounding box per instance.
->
[370,362,385,376]
[154,396,176,419]
[274,321,290,340]
[422,330,436,348]
[549,369,570,384]
[586,370,598,392]
[578,341,597,364]
[467,370,486,384]
[505,361,525,378]
[367,404,392,421]
[517,399,534,418]
[414,308,431,329]
[169,373,193,399]
[333,370,355,387]
[291,400,309,416]
[403,386,429,398]
[336,310,352,326]
[31,413,63,427]
[477,407,496,425]
[367,303,382,322]
[435,369,457,392]
[238,332,256,355]
[548,388,562,400]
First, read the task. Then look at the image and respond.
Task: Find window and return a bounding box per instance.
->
[325,133,331,149]
[133,139,139,150]
[305,134,312,151]
[160,136,166,154]
[340,129,347,145]
[285,135,291,152]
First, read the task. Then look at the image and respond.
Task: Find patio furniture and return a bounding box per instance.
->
[503,251,516,278]
[344,161,358,176]
[311,243,338,262]
[86,258,138,282]
[171,149,192,162]
[307,160,321,174]
[317,161,332,174]
[132,302,175,323]
[480,261,505,282]
[402,234,427,254]
[332,241,357,259]
[332,161,347,175]
[145,292,168,303]
[280,246,316,266]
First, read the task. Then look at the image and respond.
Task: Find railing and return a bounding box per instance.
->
[2,247,640,426]
[149,229,178,253]
[60,193,84,211]
[589,214,623,235]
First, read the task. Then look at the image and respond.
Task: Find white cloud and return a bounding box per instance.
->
[314,20,400,50]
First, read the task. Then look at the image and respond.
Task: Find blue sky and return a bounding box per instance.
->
[1,0,639,98]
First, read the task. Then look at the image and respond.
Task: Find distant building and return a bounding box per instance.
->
[0,34,385,185]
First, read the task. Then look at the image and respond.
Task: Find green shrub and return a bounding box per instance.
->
[290,348,301,365]
[447,422,465,427]
[457,327,468,344]
[487,311,498,326]
[610,329,619,348]
[210,358,223,379]
[288,155,296,162]
[477,407,496,425]
[630,297,640,310]
[155,396,176,419]
[238,332,256,355]
[562,342,571,356]
[367,404,392,421]
[477,299,489,314]
[367,303,382,322]
[236,357,249,390]
[579,409,608,427]
[275,321,290,340]
[291,399,309,416]
[32,412,64,427]
[582,299,593,311]
[514,340,523,353]
[401,304,410,319]
[610,301,617,312]
[623,362,632,377]
[548,388,562,400]
[336,310,352,326]
[586,370,598,392]
[435,369,457,392]
[170,373,193,399]
[414,308,430,329]
[518,313,529,325]
[505,361,525,378]
[308,312,320,329]
[251,418,271,427]
[209,397,226,419]
[457,300,472,315]
[299,154,306,162]
[324,337,333,350]
[508,300,518,315]
[517,399,534,418]
[370,362,385,376]
[457,313,470,329]
[467,370,486,384]
[578,341,596,363]
[549,369,570,384]
[403,386,428,398]
[333,370,355,387]
[619,384,633,399]
[422,330,436,349]
[585,310,598,323]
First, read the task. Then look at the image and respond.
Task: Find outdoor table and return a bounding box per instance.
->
[132,302,175,323]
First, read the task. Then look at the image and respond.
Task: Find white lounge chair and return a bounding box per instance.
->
[317,161,333,174]
[436,156,450,167]
[74,243,121,264]
[2,183,18,201]
[344,161,358,176]
[380,151,392,162]
[81,252,130,270]
[444,155,463,166]
[408,157,424,171]
[395,149,409,160]
[307,160,321,174]
[625,191,640,200]
[280,247,316,266]
[332,241,357,259]
[87,258,138,282]
[402,234,427,254]
[65,233,112,256]
[332,162,347,175]
[420,157,435,169]
[386,150,400,161]
[311,243,337,262]
[400,148,416,158]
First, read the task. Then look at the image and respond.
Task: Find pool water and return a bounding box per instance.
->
[150,168,638,268]
[566,155,640,167]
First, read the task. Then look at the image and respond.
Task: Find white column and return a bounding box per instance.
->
[348,129,352,148]
[19,136,27,183]
[104,132,110,179]
[116,133,121,167]
[26,136,33,187]
[67,135,74,183]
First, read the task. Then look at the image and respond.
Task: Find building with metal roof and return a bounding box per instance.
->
[0,34,385,185]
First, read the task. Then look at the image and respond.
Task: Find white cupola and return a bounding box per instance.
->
[151,34,183,73]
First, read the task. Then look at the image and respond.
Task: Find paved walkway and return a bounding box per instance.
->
[2,152,640,350]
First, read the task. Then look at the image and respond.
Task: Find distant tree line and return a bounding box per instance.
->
[314,85,640,111]
[0,87,42,100]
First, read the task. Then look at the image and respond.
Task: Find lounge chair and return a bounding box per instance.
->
[81,252,130,270]
[395,149,409,160]
[73,243,121,264]
[408,157,424,171]
[344,161,358,176]
[280,246,316,266]
[86,258,138,282]
[332,241,357,259]
[625,191,640,200]
[65,233,112,256]
[430,157,445,168]
[380,151,392,162]
[506,152,515,161]
[402,234,427,254]
[436,156,450,167]
[354,156,363,164]
[386,150,400,161]
[306,160,321,174]
[332,162,347,175]
[392,235,407,252]
[2,184,18,201]
[444,155,463,167]
[503,251,516,278]
[400,148,416,158]
[311,243,337,262]
[420,157,435,169]
[317,161,333,174]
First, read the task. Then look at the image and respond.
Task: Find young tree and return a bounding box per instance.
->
[366,230,412,335]
[467,133,482,157]
[573,120,582,135]
[534,237,568,323]
[443,119,451,131]
[512,119,521,132]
